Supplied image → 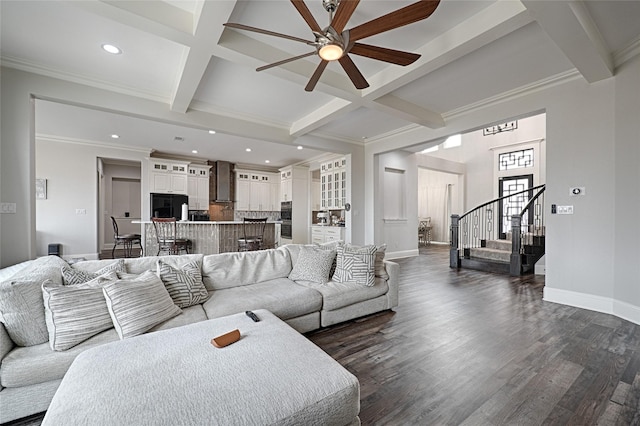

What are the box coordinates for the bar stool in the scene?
[111,216,142,258]
[151,217,191,255]
[238,218,267,251]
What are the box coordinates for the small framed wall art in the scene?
[36,178,47,200]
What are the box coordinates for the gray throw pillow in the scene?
[374,244,389,279]
[61,260,125,285]
[42,271,119,351]
[156,260,209,308]
[102,271,182,339]
[288,246,336,284]
[0,255,68,346]
[333,243,377,287]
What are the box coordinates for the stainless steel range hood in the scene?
[215,161,232,202]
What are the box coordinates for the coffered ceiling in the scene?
[1,0,639,167]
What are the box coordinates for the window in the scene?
[498,148,534,171]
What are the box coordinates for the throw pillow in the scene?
[288,246,337,284]
[61,260,125,285]
[315,240,342,279]
[42,271,119,351]
[0,255,68,346]
[156,260,209,308]
[374,244,389,279]
[333,243,377,287]
[102,271,182,339]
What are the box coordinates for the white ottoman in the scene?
[42,310,360,425]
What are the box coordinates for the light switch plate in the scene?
[0,203,17,214]
[557,205,574,214]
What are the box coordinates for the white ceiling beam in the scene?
[170,1,237,113]
[523,0,614,83]
[373,94,445,128]
[101,0,193,34]
[290,98,359,137]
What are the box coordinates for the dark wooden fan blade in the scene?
[338,55,369,89]
[291,0,322,33]
[349,42,420,66]
[224,23,312,45]
[305,60,329,92]
[331,0,360,33]
[348,0,440,42]
[257,52,317,72]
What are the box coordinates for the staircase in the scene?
[450,185,546,276]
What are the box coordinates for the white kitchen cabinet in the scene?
[320,157,346,210]
[312,226,344,244]
[187,165,211,210]
[236,170,279,211]
[149,160,188,194]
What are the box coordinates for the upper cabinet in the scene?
[149,160,188,194]
[187,165,211,210]
[320,157,346,209]
[236,170,280,211]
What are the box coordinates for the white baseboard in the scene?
[544,287,640,325]
[386,249,419,260]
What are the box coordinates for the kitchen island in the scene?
[134,221,278,255]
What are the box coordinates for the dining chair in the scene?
[111,216,142,258]
[238,218,268,251]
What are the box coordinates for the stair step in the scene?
[469,247,511,263]
[486,239,512,251]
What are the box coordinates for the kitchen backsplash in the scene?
[235,210,280,221]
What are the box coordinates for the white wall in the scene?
[35,138,148,259]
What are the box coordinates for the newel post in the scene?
[510,214,522,276]
[450,214,460,268]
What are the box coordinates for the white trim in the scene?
[385,249,419,260]
[544,287,640,325]
[37,134,152,154]
[488,138,545,151]
[383,218,408,223]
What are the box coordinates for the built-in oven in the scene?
[280,201,292,239]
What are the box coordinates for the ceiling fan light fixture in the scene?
[318,43,343,61]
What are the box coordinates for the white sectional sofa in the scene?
[0,243,398,424]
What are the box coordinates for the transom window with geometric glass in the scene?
[498,148,534,171]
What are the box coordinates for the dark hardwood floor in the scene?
[307,244,640,425]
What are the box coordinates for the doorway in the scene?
[418,168,461,243]
[498,174,533,239]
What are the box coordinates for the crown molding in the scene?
[36,134,152,154]
[443,69,582,120]
[613,35,640,69]
[1,55,170,104]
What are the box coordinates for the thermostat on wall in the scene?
[569,187,585,196]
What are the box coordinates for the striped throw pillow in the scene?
[42,271,119,351]
[61,260,125,285]
[102,271,182,339]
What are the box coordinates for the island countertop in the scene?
[134,221,278,255]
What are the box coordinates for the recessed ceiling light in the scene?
[297,146,303,150]
[111,134,119,139]
[192,150,198,154]
[101,44,122,55]
[245,148,252,152]
[265,160,270,164]
[208,130,216,134]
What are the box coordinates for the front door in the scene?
[498,174,533,239]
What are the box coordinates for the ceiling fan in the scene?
[224,0,441,92]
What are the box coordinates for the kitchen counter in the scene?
[134,221,278,255]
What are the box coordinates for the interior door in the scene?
[498,174,533,239]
